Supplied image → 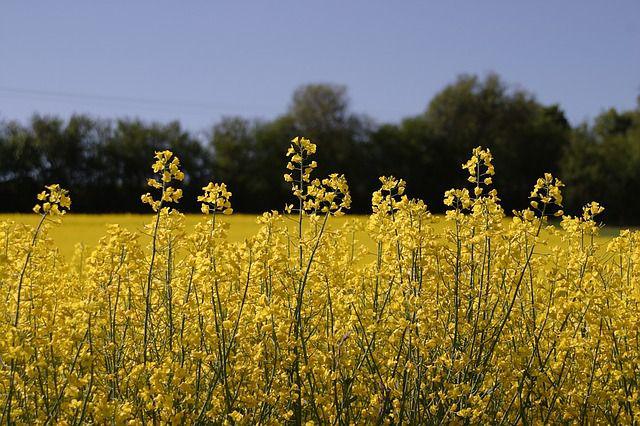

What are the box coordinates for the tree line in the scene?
[1,73,639,224]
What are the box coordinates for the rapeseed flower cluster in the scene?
[141,150,184,212]
[198,182,233,215]
[1,140,640,424]
[32,183,71,216]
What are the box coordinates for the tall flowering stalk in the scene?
[140,150,184,365]
[2,184,70,423]
[284,136,351,424]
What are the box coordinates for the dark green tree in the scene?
[424,73,570,211]
[562,106,640,224]
[287,83,375,210]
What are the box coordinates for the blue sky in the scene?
[1,1,638,131]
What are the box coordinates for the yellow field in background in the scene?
[2,213,370,259]
[0,213,626,259]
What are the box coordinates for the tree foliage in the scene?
[1,75,638,223]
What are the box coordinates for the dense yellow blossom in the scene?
[1,142,640,424]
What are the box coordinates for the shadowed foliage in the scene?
[1,75,638,223]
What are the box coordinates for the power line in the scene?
[0,86,276,113]
[0,94,221,119]
[0,85,421,122]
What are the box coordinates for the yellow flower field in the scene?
[0,214,623,262]
[1,139,640,424]
[0,214,265,260]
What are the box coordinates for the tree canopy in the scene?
[1,75,638,224]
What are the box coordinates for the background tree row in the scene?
[1,73,639,224]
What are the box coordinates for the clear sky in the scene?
[1,1,639,131]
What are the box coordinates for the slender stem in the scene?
[3,212,47,424]
[143,179,165,365]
